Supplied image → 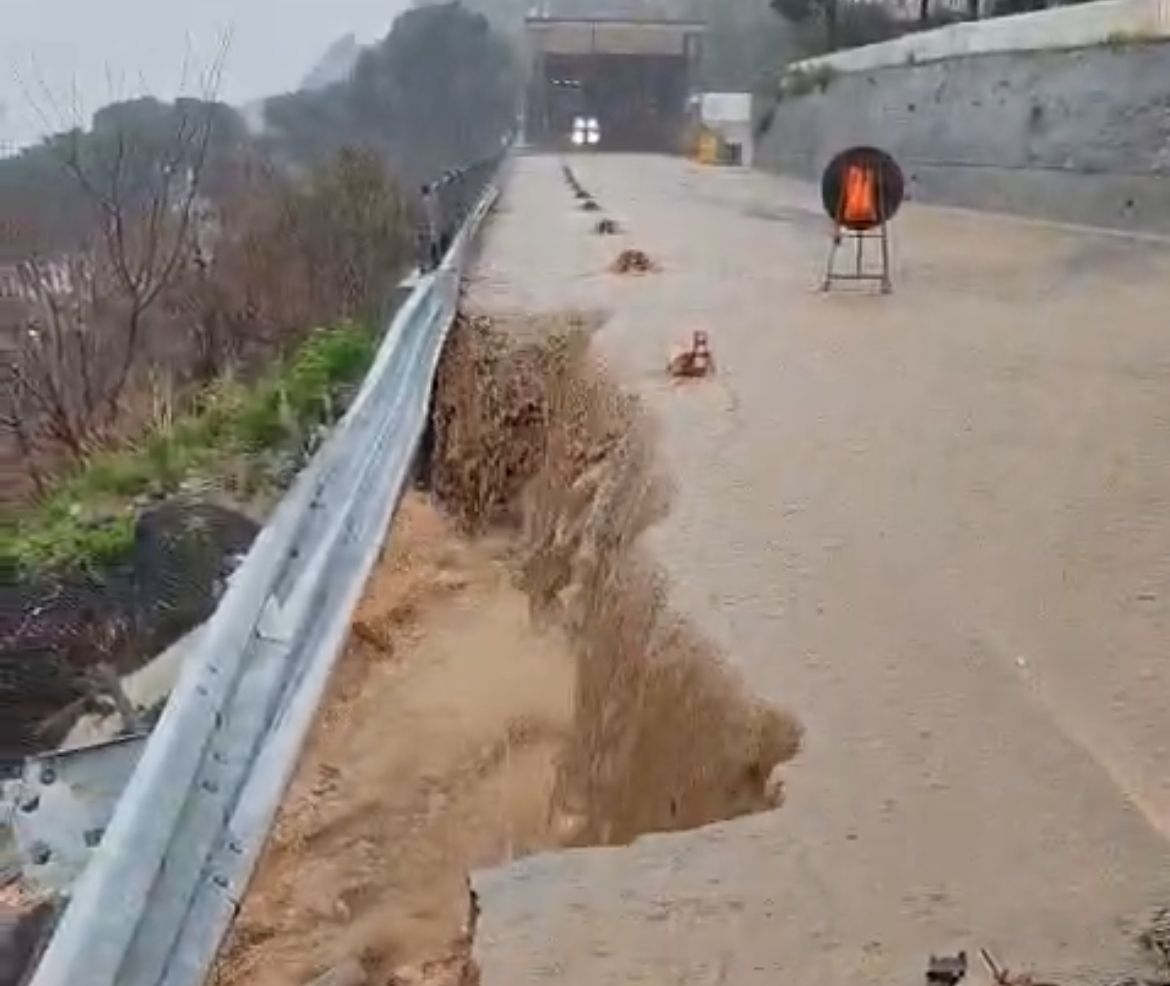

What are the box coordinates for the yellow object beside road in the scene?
[697,130,720,165]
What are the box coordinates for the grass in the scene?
[1,321,377,578]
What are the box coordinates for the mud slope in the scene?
[431,313,800,846]
[214,312,799,986]
[213,494,576,986]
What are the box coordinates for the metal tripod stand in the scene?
[821,175,893,294]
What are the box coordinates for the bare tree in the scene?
[54,58,227,415]
[1,250,109,459]
[0,50,231,487]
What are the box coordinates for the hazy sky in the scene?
[1,0,411,150]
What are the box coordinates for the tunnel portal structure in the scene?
[524,1,705,153]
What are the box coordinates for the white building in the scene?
[699,92,754,167]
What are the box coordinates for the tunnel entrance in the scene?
[525,4,705,153]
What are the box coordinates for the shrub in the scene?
[1,321,377,577]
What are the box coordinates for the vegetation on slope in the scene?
[1,322,377,576]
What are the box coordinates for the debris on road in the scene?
[979,947,1060,986]
[580,198,601,211]
[212,495,577,986]
[594,218,619,235]
[302,958,367,986]
[611,248,655,274]
[1140,907,1170,969]
[667,331,714,379]
[390,951,471,986]
[927,951,968,986]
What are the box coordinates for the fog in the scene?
[1,0,410,150]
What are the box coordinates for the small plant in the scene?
[68,452,154,500]
[1,502,136,576]
[0,321,378,578]
[230,384,288,452]
[285,323,376,422]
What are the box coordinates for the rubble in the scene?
[1140,908,1170,972]
[667,331,714,379]
[928,951,968,986]
[0,883,55,986]
[302,958,368,986]
[610,248,655,274]
[979,947,1061,986]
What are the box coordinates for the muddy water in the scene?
[212,495,575,986]
[212,313,799,986]
[432,312,800,845]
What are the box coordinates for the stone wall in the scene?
[756,42,1170,233]
[797,0,1170,74]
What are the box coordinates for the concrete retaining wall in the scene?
[757,42,1170,233]
[796,0,1170,74]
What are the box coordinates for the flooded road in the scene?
[468,154,1170,986]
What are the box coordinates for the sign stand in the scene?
[818,146,903,295]
[822,211,892,294]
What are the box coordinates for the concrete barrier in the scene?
[794,0,1170,74]
[759,31,1170,233]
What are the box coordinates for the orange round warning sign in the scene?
[821,146,904,232]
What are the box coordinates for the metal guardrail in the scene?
[28,173,501,986]
[421,152,507,271]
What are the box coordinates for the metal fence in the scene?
[27,163,503,986]
[419,153,504,271]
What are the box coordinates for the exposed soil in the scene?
[432,312,798,844]
[214,494,575,986]
[213,311,799,986]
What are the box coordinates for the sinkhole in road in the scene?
[212,310,800,986]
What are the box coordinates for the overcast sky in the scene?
[1,0,411,151]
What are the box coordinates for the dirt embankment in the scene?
[213,494,573,986]
[213,311,800,986]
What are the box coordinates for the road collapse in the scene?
[212,309,799,986]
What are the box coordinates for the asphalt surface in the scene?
[467,153,1170,986]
